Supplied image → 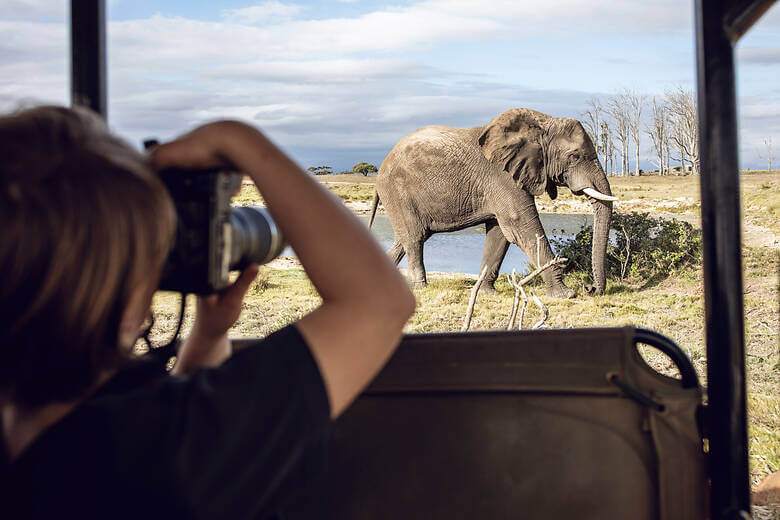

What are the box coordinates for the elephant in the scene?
[367,108,616,297]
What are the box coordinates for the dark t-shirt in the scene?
[1,324,330,519]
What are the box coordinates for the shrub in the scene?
[352,162,378,176]
[307,166,333,175]
[553,212,702,284]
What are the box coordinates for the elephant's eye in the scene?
[569,152,580,162]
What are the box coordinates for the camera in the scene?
[150,152,285,294]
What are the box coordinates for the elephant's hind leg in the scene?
[387,241,405,265]
[479,220,511,293]
[401,235,427,288]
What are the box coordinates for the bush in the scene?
[553,212,702,284]
[352,162,378,176]
[307,166,333,176]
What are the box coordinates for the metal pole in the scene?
[694,0,754,518]
[70,0,106,118]
[724,0,777,41]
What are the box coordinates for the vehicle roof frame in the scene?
[69,1,777,518]
[695,1,776,518]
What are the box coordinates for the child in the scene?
[0,106,415,518]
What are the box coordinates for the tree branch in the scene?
[461,266,489,332]
[530,290,549,329]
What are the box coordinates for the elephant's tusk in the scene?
[583,188,618,202]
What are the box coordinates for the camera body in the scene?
[156,167,284,294]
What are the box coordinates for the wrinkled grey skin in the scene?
[368,108,613,297]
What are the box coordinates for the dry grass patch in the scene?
[742,176,780,231]
[231,178,376,205]
[145,255,777,487]
[232,183,264,206]
[324,182,376,203]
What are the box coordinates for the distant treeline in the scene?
[307,162,378,176]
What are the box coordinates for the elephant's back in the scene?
[376,126,492,230]
[379,125,482,182]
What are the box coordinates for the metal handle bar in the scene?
[634,328,700,389]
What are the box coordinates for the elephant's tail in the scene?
[368,190,380,229]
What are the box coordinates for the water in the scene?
[281,213,595,276]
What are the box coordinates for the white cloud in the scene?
[0,0,66,21]
[738,46,780,65]
[104,10,498,65]
[221,1,303,25]
[106,0,695,65]
[0,21,68,112]
[207,59,434,83]
[0,1,777,169]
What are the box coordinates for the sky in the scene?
[0,0,778,171]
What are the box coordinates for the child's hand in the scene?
[150,121,256,172]
[173,264,259,375]
[191,264,259,340]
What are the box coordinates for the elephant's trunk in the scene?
[590,175,613,295]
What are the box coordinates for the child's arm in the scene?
[153,122,415,418]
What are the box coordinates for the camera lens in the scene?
[229,206,285,269]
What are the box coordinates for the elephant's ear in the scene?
[478,109,546,196]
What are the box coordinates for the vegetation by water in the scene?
[149,171,778,488]
[554,211,702,284]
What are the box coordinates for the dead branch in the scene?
[530,290,549,329]
[508,281,528,330]
[518,291,528,329]
[507,270,529,329]
[462,266,489,332]
[619,223,631,281]
[515,256,568,287]
[469,235,567,331]
[506,252,567,329]
[507,276,521,329]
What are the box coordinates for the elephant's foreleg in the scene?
[480,220,510,292]
[517,230,575,299]
[498,212,576,299]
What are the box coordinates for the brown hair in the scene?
[0,106,176,407]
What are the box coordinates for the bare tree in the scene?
[669,118,688,174]
[582,97,608,169]
[666,87,699,175]
[646,97,669,175]
[600,121,614,175]
[627,90,646,176]
[607,92,631,176]
[758,136,776,171]
[664,125,671,174]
